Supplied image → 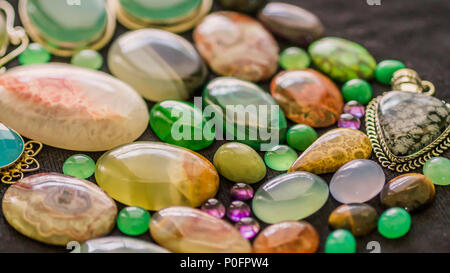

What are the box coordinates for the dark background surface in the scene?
[0,0,449,253]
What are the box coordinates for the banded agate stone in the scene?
[203,77,287,150]
[150,207,252,253]
[2,173,117,246]
[194,11,279,82]
[95,142,219,211]
[309,37,376,82]
[0,63,148,151]
[252,172,329,224]
[329,203,378,236]
[289,128,372,174]
[270,69,343,127]
[80,236,170,253]
[108,29,207,102]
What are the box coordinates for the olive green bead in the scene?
[71,50,103,70]
[325,229,356,253]
[286,124,318,151]
[342,79,373,105]
[375,60,406,85]
[378,207,411,239]
[279,47,310,70]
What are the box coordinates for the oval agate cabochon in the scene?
[0,123,24,168]
[108,29,207,102]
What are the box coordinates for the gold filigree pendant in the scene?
[365,69,450,172]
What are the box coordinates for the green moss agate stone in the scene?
[0,123,24,168]
[378,207,411,239]
[325,229,356,253]
[150,100,214,150]
[375,60,406,85]
[62,154,96,179]
[423,157,450,186]
[309,37,376,82]
[203,77,287,150]
[120,0,202,22]
[264,145,298,171]
[252,171,329,224]
[25,0,107,44]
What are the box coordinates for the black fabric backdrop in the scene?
[0,0,449,253]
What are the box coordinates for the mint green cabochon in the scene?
[120,0,202,21]
[26,0,107,43]
[0,123,24,168]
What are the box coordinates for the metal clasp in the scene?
[391,68,435,96]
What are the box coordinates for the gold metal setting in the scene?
[18,0,116,57]
[109,0,212,33]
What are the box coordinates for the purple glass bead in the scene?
[201,198,225,219]
[230,183,254,201]
[227,201,251,222]
[338,113,361,129]
[235,217,260,239]
[343,100,365,118]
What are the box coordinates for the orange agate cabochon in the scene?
[270,69,344,128]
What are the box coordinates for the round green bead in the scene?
[264,145,298,171]
[18,43,51,65]
[325,229,356,253]
[117,206,151,236]
[342,79,373,105]
[375,60,406,85]
[71,49,103,70]
[423,157,450,186]
[378,207,411,239]
[286,124,318,151]
[279,47,310,70]
[62,154,96,179]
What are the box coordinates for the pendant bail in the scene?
[391,68,435,96]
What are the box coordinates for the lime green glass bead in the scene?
[286,124,318,151]
[18,43,51,65]
[342,79,373,105]
[423,157,450,186]
[264,145,298,171]
[325,229,356,253]
[71,50,103,70]
[117,206,151,236]
[375,60,406,85]
[279,47,310,70]
[62,154,96,179]
[378,207,411,239]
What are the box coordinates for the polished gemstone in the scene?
[95,142,219,211]
[309,37,377,82]
[380,174,435,211]
[201,198,226,219]
[194,11,279,82]
[341,79,373,105]
[378,207,411,239]
[328,203,378,236]
[258,2,324,45]
[71,49,103,70]
[252,172,329,224]
[230,183,254,201]
[270,69,343,127]
[119,0,202,22]
[253,221,319,253]
[2,173,117,246]
[235,217,260,239]
[286,124,318,151]
[343,100,365,118]
[325,229,356,253]
[213,142,266,184]
[117,206,151,236]
[338,113,361,129]
[0,13,6,56]
[0,123,24,168]
[264,145,298,171]
[279,47,311,70]
[0,64,148,151]
[219,0,267,13]
[227,201,251,222]
[150,206,252,253]
[18,43,51,65]
[378,91,449,156]
[289,128,372,174]
[80,237,170,253]
[204,78,287,150]
[108,29,207,101]
[375,60,406,85]
[62,154,96,179]
[22,0,110,55]
[330,159,385,203]
[150,100,214,150]
[423,157,450,186]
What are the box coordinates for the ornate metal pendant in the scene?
[366,69,449,172]
[0,123,42,184]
